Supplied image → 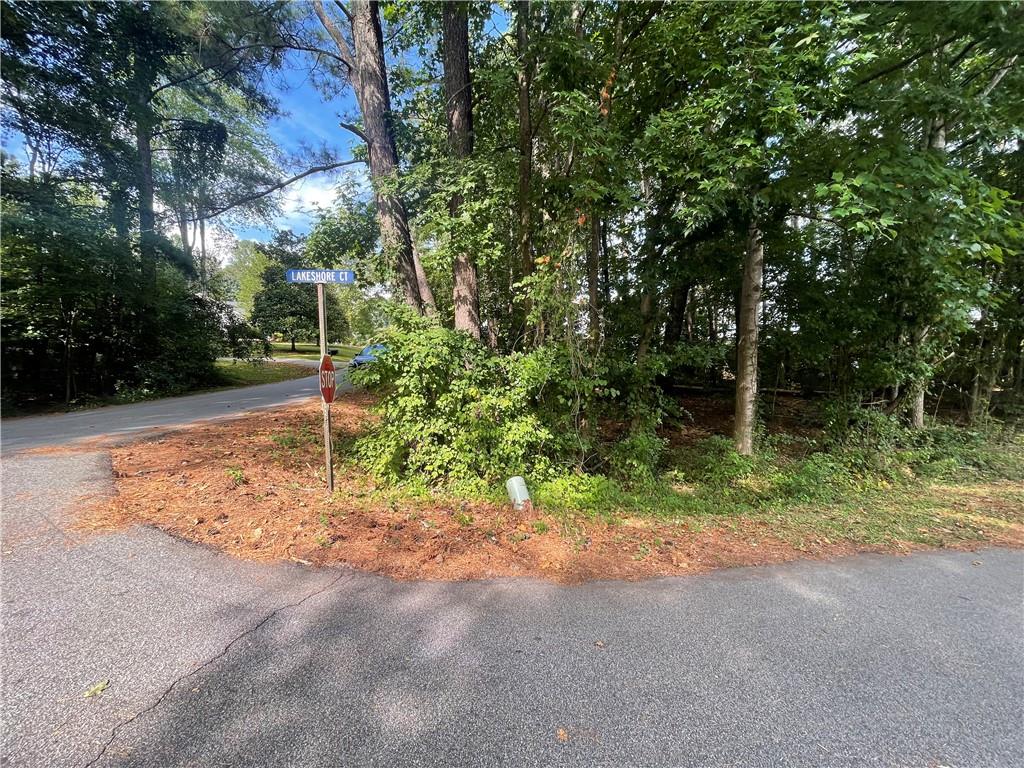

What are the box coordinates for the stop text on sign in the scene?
[286,269,355,284]
[319,354,337,404]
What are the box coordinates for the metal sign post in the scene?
[286,268,353,495]
[317,282,335,494]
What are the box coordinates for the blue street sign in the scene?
[285,269,356,284]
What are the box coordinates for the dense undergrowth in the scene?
[348,315,1023,544]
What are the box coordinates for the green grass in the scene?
[2,360,316,417]
[522,431,1024,548]
[211,359,314,387]
[270,341,362,361]
[364,428,1024,551]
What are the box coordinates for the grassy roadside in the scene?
[2,360,315,418]
[271,341,362,361]
[209,359,314,388]
[82,394,1024,582]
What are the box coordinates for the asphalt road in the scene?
[0,360,346,454]
[1,380,1022,767]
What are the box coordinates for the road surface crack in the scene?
[81,571,349,767]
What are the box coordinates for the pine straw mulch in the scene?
[73,393,1017,583]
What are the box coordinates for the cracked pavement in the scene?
[2,436,1023,765]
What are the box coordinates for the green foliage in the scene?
[352,307,589,484]
[821,401,1021,482]
[221,316,271,362]
[3,0,1022,510]
[607,427,667,485]
[0,0,292,407]
[524,421,1021,527]
[222,241,272,318]
[249,233,350,346]
[0,178,237,405]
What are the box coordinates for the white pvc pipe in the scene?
[505,476,531,510]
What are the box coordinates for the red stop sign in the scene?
[319,354,336,404]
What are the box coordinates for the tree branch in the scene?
[979,54,1018,99]
[333,0,354,24]
[311,0,356,74]
[855,32,963,86]
[277,40,351,69]
[200,159,365,219]
[340,121,368,144]
[150,66,218,100]
[948,55,1019,127]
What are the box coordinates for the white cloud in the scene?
[205,224,240,268]
[280,176,340,216]
[271,167,370,234]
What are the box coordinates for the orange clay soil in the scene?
[72,392,875,583]
[74,392,1006,583]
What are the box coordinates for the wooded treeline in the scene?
[0,1,359,405]
[316,0,1023,476]
[2,2,1022,476]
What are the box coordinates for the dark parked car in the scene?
[349,343,386,368]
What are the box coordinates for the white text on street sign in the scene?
[286,269,355,284]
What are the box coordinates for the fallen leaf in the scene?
[84,680,109,698]
[556,728,569,743]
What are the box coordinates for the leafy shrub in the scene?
[222,313,271,362]
[773,452,853,502]
[351,308,594,484]
[607,427,667,484]
[676,435,760,487]
[823,400,905,451]
[665,340,731,381]
[817,400,1024,484]
[533,473,620,515]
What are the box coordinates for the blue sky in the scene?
[231,50,369,243]
[232,5,509,244]
[1,6,509,254]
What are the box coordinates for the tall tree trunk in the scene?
[734,220,764,455]
[109,179,130,239]
[634,241,664,368]
[198,213,208,296]
[516,0,533,281]
[443,3,480,339]
[636,288,656,364]
[909,385,925,429]
[969,309,989,424]
[320,0,423,312]
[1010,332,1024,433]
[134,46,157,283]
[587,214,601,350]
[685,286,696,341]
[412,243,436,315]
[583,12,622,353]
[600,219,611,308]
[664,280,691,348]
[177,211,192,268]
[63,335,72,408]
[908,112,949,428]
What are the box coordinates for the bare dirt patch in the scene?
[71,393,855,582]
[74,393,1021,583]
